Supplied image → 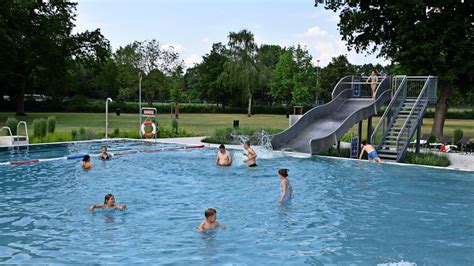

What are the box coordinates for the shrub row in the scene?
[401,152,451,167]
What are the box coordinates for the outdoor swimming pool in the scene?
[0,140,473,264]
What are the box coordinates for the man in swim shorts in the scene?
[359,140,382,163]
[243,140,257,167]
[88,194,127,212]
[98,146,112,160]
[81,155,93,169]
[215,144,232,166]
[198,208,225,232]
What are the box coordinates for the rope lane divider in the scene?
[0,145,205,166]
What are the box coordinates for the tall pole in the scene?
[316,59,320,105]
[139,72,142,138]
[105,98,112,139]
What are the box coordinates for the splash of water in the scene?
[229,130,281,160]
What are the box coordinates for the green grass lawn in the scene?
[0,112,473,140]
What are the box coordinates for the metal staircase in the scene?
[371,76,437,162]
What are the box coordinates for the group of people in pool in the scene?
[85,139,380,232]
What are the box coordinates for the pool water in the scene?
[0,140,473,264]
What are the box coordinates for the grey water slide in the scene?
[271,76,392,154]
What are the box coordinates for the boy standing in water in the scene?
[198,208,225,232]
[359,140,382,163]
[278,169,293,204]
[216,144,232,166]
[243,140,257,167]
[88,194,127,212]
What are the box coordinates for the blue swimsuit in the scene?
[368,150,378,160]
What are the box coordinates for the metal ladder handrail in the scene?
[16,121,29,146]
[370,75,407,144]
[1,127,14,146]
[395,76,432,161]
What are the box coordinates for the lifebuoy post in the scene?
[141,107,159,140]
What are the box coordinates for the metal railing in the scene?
[16,121,29,146]
[371,75,407,146]
[395,76,437,161]
[1,127,14,146]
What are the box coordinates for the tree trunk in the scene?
[431,80,451,140]
[15,74,26,116]
[247,94,252,117]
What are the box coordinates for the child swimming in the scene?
[243,140,257,167]
[81,155,93,169]
[359,140,382,163]
[88,194,127,212]
[198,208,225,232]
[278,168,293,203]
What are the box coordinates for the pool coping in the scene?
[1,137,472,172]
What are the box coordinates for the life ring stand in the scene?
[141,119,157,138]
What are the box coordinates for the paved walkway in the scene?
[148,137,474,172]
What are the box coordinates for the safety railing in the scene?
[371,75,407,147]
[16,121,29,146]
[396,76,437,161]
[1,127,14,146]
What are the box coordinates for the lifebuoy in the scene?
[141,120,157,137]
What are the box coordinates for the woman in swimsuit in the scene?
[98,146,112,160]
[88,194,127,212]
[366,70,379,100]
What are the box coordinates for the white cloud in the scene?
[201,37,210,43]
[184,54,202,68]
[297,26,328,39]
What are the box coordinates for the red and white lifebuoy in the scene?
[141,120,157,137]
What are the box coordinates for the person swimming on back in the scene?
[243,140,257,167]
[278,168,293,204]
[98,146,112,160]
[81,155,93,169]
[198,208,225,232]
[216,144,232,166]
[359,140,382,163]
[88,194,127,212]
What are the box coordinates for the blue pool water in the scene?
[0,140,473,264]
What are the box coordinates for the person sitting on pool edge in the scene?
[243,140,257,167]
[359,140,382,163]
[88,193,127,212]
[81,155,93,169]
[98,146,112,160]
[216,144,232,166]
[198,208,225,232]
[278,168,293,204]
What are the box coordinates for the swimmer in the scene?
[88,194,127,212]
[243,140,257,167]
[81,155,93,169]
[198,208,225,232]
[278,168,293,203]
[359,140,382,163]
[98,146,112,160]
[216,144,232,166]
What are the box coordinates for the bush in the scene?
[112,128,120,137]
[30,132,73,144]
[71,129,78,140]
[47,116,56,133]
[171,119,179,133]
[203,127,283,145]
[453,129,464,144]
[5,117,18,135]
[32,119,47,138]
[402,152,450,167]
[72,127,99,141]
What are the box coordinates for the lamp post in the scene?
[138,72,142,138]
[105,98,113,139]
[316,59,320,104]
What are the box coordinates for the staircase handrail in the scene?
[370,75,407,145]
[16,121,29,146]
[331,76,353,99]
[396,76,433,161]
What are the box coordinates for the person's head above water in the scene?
[204,208,217,221]
[219,144,226,152]
[82,155,90,162]
[104,193,115,204]
[101,146,108,152]
[243,140,251,148]
[361,140,367,146]
[278,168,289,178]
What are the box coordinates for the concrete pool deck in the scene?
[147,136,474,172]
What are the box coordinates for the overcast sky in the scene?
[73,0,388,68]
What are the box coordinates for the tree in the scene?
[255,44,285,104]
[323,0,474,139]
[0,1,110,115]
[226,29,259,116]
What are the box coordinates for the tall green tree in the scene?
[323,0,473,139]
[318,55,356,101]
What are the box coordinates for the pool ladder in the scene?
[0,121,29,147]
